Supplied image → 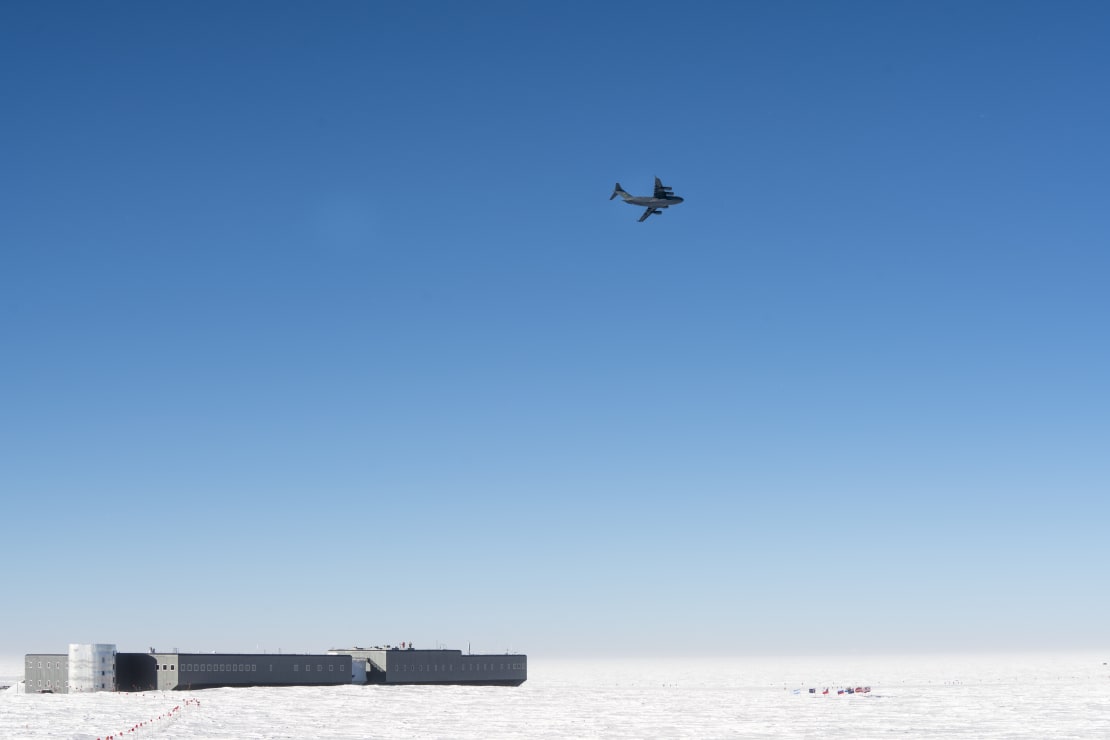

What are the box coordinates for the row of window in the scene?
[395,663,525,673]
[179,663,345,673]
[29,659,114,669]
[182,663,258,672]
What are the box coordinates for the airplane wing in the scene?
[638,207,658,222]
[653,177,674,199]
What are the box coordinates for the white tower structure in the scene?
[68,643,117,692]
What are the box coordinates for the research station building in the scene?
[23,642,525,692]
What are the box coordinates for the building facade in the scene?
[23,654,69,694]
[69,643,117,693]
[23,644,118,694]
[149,652,353,691]
[329,647,527,686]
[25,643,526,692]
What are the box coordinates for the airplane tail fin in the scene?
[610,183,629,201]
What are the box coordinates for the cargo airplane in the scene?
[609,177,684,222]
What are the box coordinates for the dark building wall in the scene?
[168,653,352,690]
[116,653,157,692]
[330,648,527,686]
[385,650,527,686]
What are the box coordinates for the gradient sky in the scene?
[2,2,1108,659]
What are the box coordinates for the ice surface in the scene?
[1,653,1107,738]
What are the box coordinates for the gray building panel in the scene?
[161,653,352,690]
[330,648,527,686]
[24,654,69,694]
[384,650,526,685]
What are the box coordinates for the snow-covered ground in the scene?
[2,653,1107,738]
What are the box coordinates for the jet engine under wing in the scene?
[653,177,674,199]
[638,207,664,222]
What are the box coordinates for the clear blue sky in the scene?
[2,2,1108,658]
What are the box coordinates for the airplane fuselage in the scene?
[623,195,684,208]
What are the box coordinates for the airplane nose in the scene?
[674,197,684,203]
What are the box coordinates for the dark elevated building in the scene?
[328,646,527,686]
[120,652,354,691]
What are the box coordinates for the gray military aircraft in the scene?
[610,177,684,222]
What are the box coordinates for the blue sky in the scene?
[2,2,1108,658]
